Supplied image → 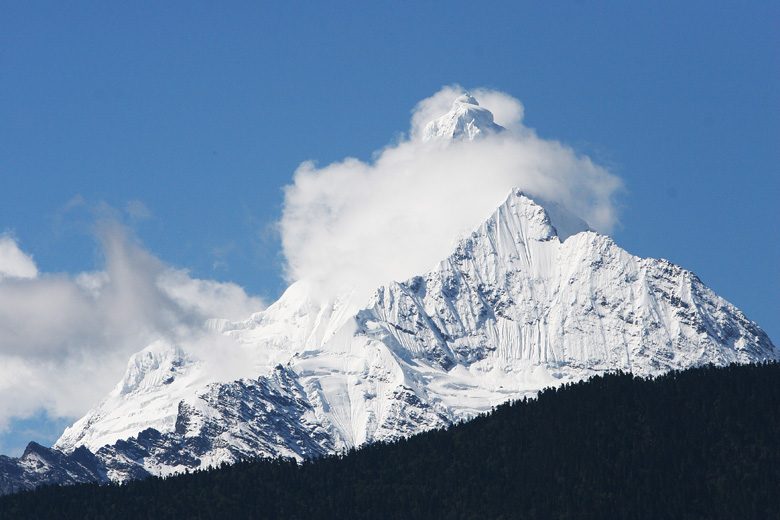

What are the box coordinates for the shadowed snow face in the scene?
[280,85,623,301]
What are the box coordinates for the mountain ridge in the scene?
[10,188,769,491]
[1,96,776,495]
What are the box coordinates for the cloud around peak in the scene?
[410,85,526,140]
[280,85,623,300]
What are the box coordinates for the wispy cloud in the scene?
[0,220,264,435]
[0,234,39,280]
[124,199,153,221]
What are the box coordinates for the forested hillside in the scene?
[2,362,778,519]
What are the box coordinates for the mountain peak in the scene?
[13,179,775,494]
[454,93,479,106]
[422,94,505,142]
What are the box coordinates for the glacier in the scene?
[1,94,777,493]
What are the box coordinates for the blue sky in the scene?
[0,2,778,455]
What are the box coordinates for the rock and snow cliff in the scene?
[2,95,777,493]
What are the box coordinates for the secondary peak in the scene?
[422,94,504,142]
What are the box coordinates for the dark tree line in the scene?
[1,362,778,519]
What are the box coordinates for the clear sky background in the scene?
[1,1,778,456]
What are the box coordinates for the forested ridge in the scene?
[2,362,778,519]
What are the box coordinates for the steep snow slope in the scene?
[364,190,773,378]
[49,190,777,484]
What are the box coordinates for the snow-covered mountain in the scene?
[1,95,777,494]
[422,93,505,142]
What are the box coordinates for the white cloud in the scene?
[0,222,265,434]
[281,86,623,300]
[159,270,265,322]
[0,234,38,280]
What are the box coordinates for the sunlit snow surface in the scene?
[52,96,778,481]
[54,190,777,480]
